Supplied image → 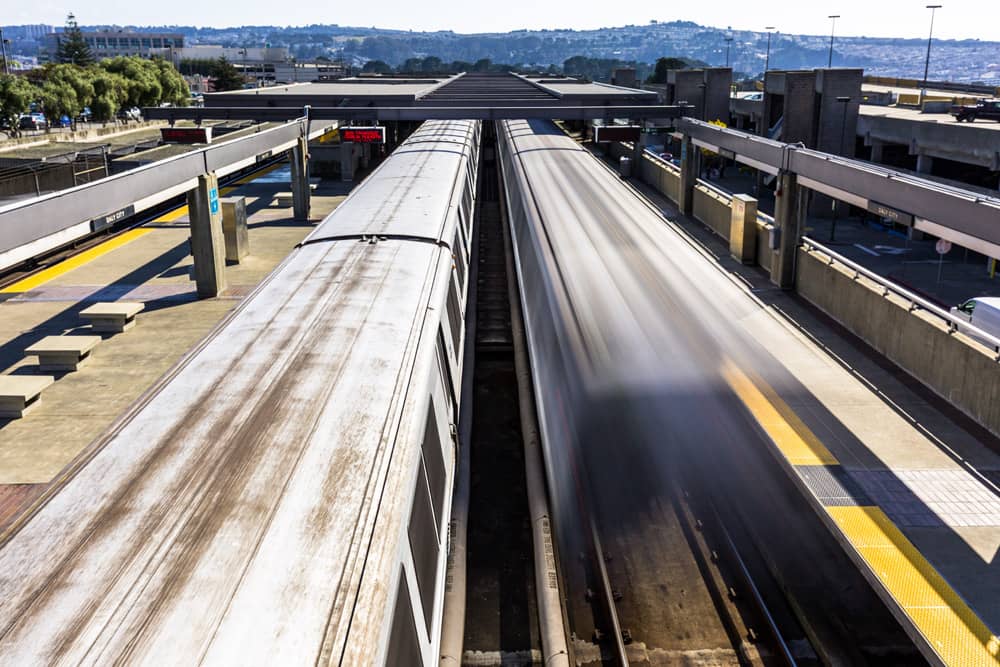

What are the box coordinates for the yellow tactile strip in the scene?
[829,506,1000,666]
[722,359,1000,666]
[0,229,153,294]
[722,361,837,465]
[1,162,287,294]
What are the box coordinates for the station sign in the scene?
[90,204,136,233]
[341,126,386,144]
[594,126,642,143]
[161,126,213,144]
[867,200,914,226]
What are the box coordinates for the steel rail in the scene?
[146,106,691,123]
[801,236,1000,355]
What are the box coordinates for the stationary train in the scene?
[0,119,480,666]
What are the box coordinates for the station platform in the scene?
[617,162,1000,664]
[0,165,351,534]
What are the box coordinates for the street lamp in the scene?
[724,29,734,68]
[238,47,248,86]
[828,15,840,68]
[0,28,9,75]
[830,96,851,241]
[922,5,943,102]
[764,27,776,73]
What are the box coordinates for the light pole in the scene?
[827,15,840,68]
[0,28,9,75]
[724,29,734,68]
[922,5,943,103]
[238,47,248,87]
[830,96,851,241]
[764,26,776,73]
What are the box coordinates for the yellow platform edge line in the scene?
[721,360,838,466]
[829,506,1000,665]
[1,229,153,294]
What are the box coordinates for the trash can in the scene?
[619,156,632,179]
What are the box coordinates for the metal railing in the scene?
[801,236,1000,357]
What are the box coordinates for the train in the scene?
[0,119,480,666]
[495,118,789,583]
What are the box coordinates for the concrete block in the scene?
[729,194,758,264]
[187,172,227,299]
[25,335,102,372]
[0,375,54,419]
[220,196,250,263]
[80,301,144,333]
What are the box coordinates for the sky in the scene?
[6,0,999,41]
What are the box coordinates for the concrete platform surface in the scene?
[0,165,352,523]
[613,155,1000,661]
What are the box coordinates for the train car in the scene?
[495,117,773,563]
[0,119,480,666]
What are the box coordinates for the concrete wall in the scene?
[796,247,1000,437]
[609,137,1000,438]
[693,185,732,238]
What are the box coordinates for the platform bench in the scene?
[80,302,144,333]
[0,375,54,419]
[275,191,294,206]
[25,336,102,372]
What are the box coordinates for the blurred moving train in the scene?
[0,120,480,665]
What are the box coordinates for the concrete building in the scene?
[2,25,54,40]
[152,46,349,86]
[43,31,184,61]
[654,68,732,125]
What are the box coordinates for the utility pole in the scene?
[827,15,840,68]
[764,26,776,73]
[922,5,943,104]
[0,28,9,75]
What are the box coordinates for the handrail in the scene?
[801,236,1000,356]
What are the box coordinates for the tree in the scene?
[647,57,690,84]
[208,57,243,92]
[361,59,392,74]
[88,68,128,121]
[56,13,94,66]
[0,75,39,135]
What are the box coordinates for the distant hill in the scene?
[25,20,1000,83]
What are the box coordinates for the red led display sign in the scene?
[341,127,386,144]
[161,126,213,144]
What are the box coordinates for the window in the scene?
[384,570,421,665]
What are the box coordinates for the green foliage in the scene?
[2,56,188,127]
[563,56,650,83]
[361,60,392,74]
[56,13,94,66]
[0,75,39,133]
[208,57,244,91]
[647,57,691,84]
[88,68,128,121]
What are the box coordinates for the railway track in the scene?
[0,156,285,291]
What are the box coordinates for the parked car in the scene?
[18,114,47,131]
[951,99,1000,122]
[76,107,92,123]
[116,106,142,121]
[950,297,1000,348]
[57,114,73,128]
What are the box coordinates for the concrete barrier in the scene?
[796,247,1000,437]
[692,185,732,239]
[608,139,1000,438]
